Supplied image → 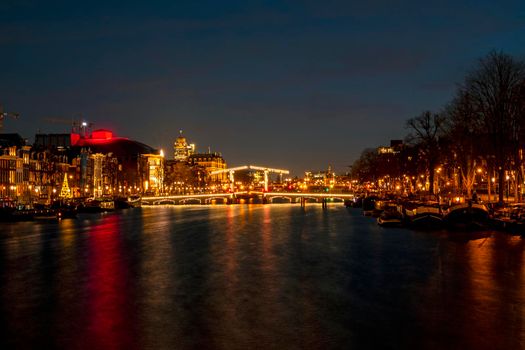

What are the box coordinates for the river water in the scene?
[0,204,524,349]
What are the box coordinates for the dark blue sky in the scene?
[1,1,524,175]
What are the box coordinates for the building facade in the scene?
[173,130,195,162]
[140,153,165,195]
[188,152,227,183]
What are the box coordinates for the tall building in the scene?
[173,130,195,162]
[377,140,403,154]
[0,134,30,199]
[188,152,227,183]
[140,153,165,195]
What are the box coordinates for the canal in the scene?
[0,204,524,349]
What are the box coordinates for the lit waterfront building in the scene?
[188,151,227,183]
[305,166,335,187]
[140,151,165,195]
[90,153,119,197]
[0,134,29,199]
[70,128,159,195]
[173,130,195,162]
[33,126,159,198]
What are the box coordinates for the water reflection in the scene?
[0,206,523,349]
[80,214,138,349]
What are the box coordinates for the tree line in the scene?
[351,51,525,204]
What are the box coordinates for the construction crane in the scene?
[0,105,20,133]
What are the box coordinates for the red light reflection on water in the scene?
[80,214,138,350]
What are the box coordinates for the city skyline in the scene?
[1,1,525,175]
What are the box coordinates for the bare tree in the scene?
[406,111,445,196]
[462,51,525,204]
[444,91,484,197]
[351,149,379,183]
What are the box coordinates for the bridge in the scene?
[210,165,290,192]
[262,191,354,202]
[142,191,354,206]
[142,192,237,205]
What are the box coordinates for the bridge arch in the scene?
[179,198,203,205]
[154,199,177,205]
[301,197,320,203]
[204,197,229,204]
[268,196,293,203]
[325,197,345,203]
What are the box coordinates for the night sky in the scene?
[1,1,524,175]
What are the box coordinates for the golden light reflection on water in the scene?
[464,236,497,346]
[58,218,75,248]
[225,205,239,290]
[261,205,272,259]
[2,206,524,349]
[421,233,525,348]
[137,207,179,348]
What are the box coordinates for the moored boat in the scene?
[490,203,525,234]
[377,203,404,227]
[403,202,444,229]
[345,195,363,208]
[33,208,60,221]
[444,201,489,230]
[0,198,16,221]
[362,196,379,216]
[78,198,115,213]
[1,199,35,222]
[372,199,390,217]
[114,195,141,209]
[50,200,78,219]
[114,197,132,209]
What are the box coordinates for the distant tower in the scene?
[173,130,195,161]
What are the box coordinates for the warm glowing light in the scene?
[455,197,461,202]
[477,168,482,173]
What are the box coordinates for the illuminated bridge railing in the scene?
[143,192,354,200]
[262,192,354,198]
[142,193,236,201]
[142,192,354,205]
